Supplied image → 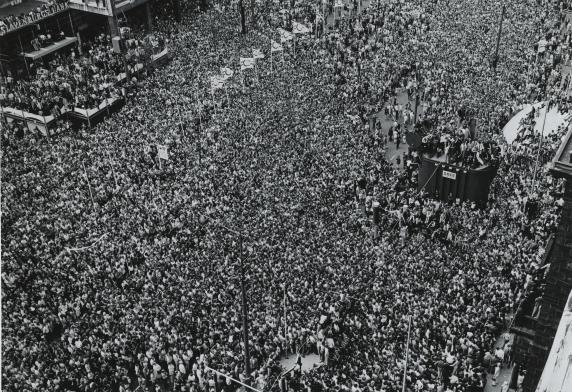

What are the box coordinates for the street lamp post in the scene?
[487,5,506,135]
[531,70,551,195]
[238,233,252,383]
[250,0,256,29]
[491,5,506,72]
[239,0,247,34]
[401,315,412,392]
[210,221,252,386]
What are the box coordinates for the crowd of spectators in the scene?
[1,0,570,392]
[417,132,501,169]
[0,32,166,115]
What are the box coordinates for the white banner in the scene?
[253,49,265,59]
[442,170,457,180]
[271,40,283,52]
[157,144,169,160]
[220,67,234,80]
[292,22,310,35]
[240,57,256,70]
[210,75,225,91]
[278,29,294,43]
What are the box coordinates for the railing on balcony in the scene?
[67,0,109,15]
[1,0,152,36]
[67,0,150,15]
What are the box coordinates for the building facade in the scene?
[510,126,572,392]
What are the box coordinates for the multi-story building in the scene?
[510,126,572,391]
[0,0,156,76]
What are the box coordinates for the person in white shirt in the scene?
[495,346,505,366]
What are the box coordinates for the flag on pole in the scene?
[278,29,294,43]
[221,67,234,80]
[240,57,256,70]
[292,22,310,35]
[271,40,283,52]
[210,75,225,91]
[157,144,169,160]
[253,49,265,59]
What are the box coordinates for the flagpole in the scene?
[401,315,412,392]
[0,104,6,125]
[82,161,96,211]
[180,105,185,139]
[315,7,318,38]
[197,94,202,131]
[284,284,288,356]
[333,0,336,27]
[197,101,202,166]
[294,35,296,56]
[42,114,48,138]
[322,1,325,35]
[106,151,119,188]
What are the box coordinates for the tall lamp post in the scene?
[486,5,506,134]
[250,0,256,29]
[238,232,252,383]
[239,0,247,34]
[209,222,252,385]
[531,68,551,195]
[413,65,422,127]
[491,5,506,72]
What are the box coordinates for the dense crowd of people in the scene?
[0,31,166,115]
[418,133,501,169]
[2,0,571,391]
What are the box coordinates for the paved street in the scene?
[279,353,321,373]
[484,333,515,392]
[370,90,426,169]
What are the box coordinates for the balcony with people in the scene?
[68,0,152,15]
[0,0,68,36]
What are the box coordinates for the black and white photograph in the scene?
[1,0,572,391]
